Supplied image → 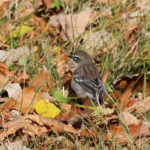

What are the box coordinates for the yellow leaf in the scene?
[53,45,61,55]
[11,25,33,38]
[35,99,60,118]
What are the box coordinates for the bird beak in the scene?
[68,55,72,58]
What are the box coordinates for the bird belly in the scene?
[71,80,94,100]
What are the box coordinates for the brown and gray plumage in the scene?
[69,50,105,106]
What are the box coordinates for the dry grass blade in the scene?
[102,70,109,83]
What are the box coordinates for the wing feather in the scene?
[73,63,104,101]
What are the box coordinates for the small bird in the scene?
[69,50,105,106]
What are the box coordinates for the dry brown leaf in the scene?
[117,80,135,110]
[0,114,98,141]
[25,114,97,137]
[116,79,128,90]
[136,0,150,15]
[80,128,97,138]
[7,46,29,64]
[15,73,30,83]
[0,119,31,141]
[0,98,16,112]
[63,72,72,85]
[13,86,43,114]
[23,114,78,134]
[57,99,99,126]
[42,0,54,9]
[140,122,150,136]
[108,122,142,144]
[124,97,150,113]
[105,115,118,121]
[0,140,31,150]
[56,104,84,125]
[49,10,99,41]
[30,71,55,92]
[0,98,10,103]
[0,23,13,43]
[110,90,121,102]
[121,112,140,125]
[4,83,22,100]
[12,1,35,21]
[108,121,150,144]
[0,0,11,7]
[124,99,136,110]
[0,0,12,15]
[0,63,14,88]
[56,50,69,78]
[0,46,30,64]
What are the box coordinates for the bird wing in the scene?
[73,63,103,96]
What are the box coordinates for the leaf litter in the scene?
[0,0,150,149]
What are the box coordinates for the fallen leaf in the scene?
[111,90,121,101]
[49,10,99,41]
[0,98,9,103]
[117,80,135,110]
[13,86,43,114]
[0,98,16,111]
[63,72,72,85]
[0,140,31,150]
[12,1,35,21]
[80,128,97,138]
[11,25,33,38]
[56,50,69,78]
[136,0,150,15]
[116,79,128,90]
[35,99,60,118]
[0,63,14,88]
[108,122,142,144]
[4,83,22,100]
[30,71,55,92]
[0,46,30,64]
[0,0,12,15]
[0,50,9,62]
[0,114,99,141]
[0,119,33,141]
[140,122,150,136]
[42,0,54,9]
[0,0,11,7]
[124,97,150,113]
[121,112,140,125]
[15,73,30,83]
[56,108,82,127]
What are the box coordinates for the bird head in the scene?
[69,51,93,68]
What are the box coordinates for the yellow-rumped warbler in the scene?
[69,50,105,106]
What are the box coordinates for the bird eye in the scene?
[72,57,80,62]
